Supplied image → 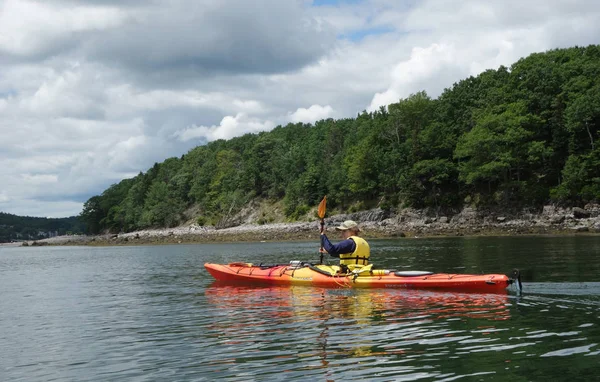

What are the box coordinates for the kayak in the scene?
[204,262,521,292]
[205,262,518,291]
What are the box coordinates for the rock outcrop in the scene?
[26,204,600,247]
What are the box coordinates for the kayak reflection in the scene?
[205,282,511,323]
[204,283,512,367]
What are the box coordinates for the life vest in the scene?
[339,236,370,269]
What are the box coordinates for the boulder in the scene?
[542,205,556,216]
[584,203,600,217]
[351,208,390,222]
[573,207,591,219]
[451,207,478,224]
[394,208,421,223]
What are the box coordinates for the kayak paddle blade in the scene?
[318,196,327,219]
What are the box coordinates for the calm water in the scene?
[1,236,599,381]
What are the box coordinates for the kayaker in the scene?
[320,220,370,272]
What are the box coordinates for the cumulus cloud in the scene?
[369,43,464,110]
[19,67,106,119]
[0,0,125,59]
[105,85,267,117]
[174,114,276,142]
[289,104,334,123]
[86,0,333,77]
[2,0,600,217]
[368,0,600,110]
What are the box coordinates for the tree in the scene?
[80,196,103,234]
[455,102,544,204]
[140,181,182,227]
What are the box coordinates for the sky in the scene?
[1,0,599,218]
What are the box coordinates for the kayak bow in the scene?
[204,262,520,292]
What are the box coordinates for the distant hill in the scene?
[0,212,85,243]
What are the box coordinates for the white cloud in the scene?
[20,68,105,118]
[1,0,600,217]
[105,85,266,117]
[289,104,334,123]
[0,198,85,219]
[368,0,600,110]
[369,43,460,110]
[174,114,276,142]
[21,174,59,185]
[0,0,125,57]
[232,99,266,114]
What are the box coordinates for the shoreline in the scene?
[18,205,600,247]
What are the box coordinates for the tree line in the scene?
[80,45,600,234]
[0,212,85,242]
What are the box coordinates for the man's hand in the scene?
[319,248,327,254]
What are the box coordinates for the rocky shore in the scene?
[21,204,600,247]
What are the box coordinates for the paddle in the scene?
[318,196,327,264]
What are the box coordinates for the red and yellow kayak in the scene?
[204,262,519,292]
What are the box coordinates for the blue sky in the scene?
[340,26,395,41]
[1,0,599,217]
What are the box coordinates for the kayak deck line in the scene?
[205,262,520,292]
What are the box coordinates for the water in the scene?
[1,236,599,381]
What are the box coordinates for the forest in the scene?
[79,45,600,234]
[0,212,85,243]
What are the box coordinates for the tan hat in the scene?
[335,220,360,232]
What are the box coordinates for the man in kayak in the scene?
[320,220,370,273]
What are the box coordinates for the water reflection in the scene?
[205,282,511,323]
[203,283,512,378]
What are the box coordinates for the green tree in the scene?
[140,181,182,227]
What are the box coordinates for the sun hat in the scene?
[335,220,360,232]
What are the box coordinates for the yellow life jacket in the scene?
[339,236,370,269]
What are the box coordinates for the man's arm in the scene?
[321,234,356,257]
